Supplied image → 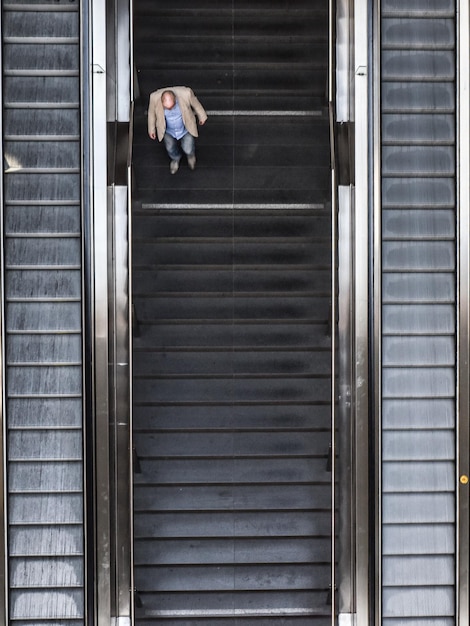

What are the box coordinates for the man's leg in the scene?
[163,133,182,173]
[181,133,196,170]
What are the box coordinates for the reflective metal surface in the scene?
[337,186,354,617]
[458,1,470,622]
[0,7,8,620]
[380,0,457,621]
[91,0,112,621]
[109,185,132,622]
[372,1,382,623]
[329,3,337,623]
[336,0,353,124]
[127,132,134,626]
[353,0,371,623]
[334,1,356,616]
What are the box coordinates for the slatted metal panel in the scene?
[381,1,456,623]
[132,0,332,622]
[1,0,85,622]
[134,0,328,115]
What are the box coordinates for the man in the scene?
[147,86,208,174]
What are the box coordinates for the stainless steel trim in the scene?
[80,0,92,620]
[206,110,322,116]
[457,1,470,622]
[329,1,336,622]
[331,174,337,626]
[110,185,132,620]
[0,4,9,620]
[127,100,134,626]
[353,0,371,623]
[337,186,354,616]
[372,0,382,624]
[336,0,352,123]
[141,203,324,210]
[90,0,111,620]
[116,0,131,121]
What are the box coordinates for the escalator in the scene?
[131,0,333,623]
[1,0,86,622]
[380,1,457,622]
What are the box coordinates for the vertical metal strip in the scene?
[0,2,8,619]
[458,1,470,622]
[91,0,111,619]
[329,0,336,621]
[337,186,355,622]
[331,173,337,626]
[354,0,371,623]
[81,0,94,620]
[111,185,132,622]
[372,0,382,624]
[127,131,134,626]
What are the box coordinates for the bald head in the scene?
[161,90,176,110]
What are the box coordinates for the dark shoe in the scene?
[187,155,196,170]
[170,160,179,174]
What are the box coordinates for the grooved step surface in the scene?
[380,1,457,622]
[132,0,332,622]
[1,0,85,621]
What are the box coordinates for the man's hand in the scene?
[199,119,206,126]
[149,131,156,140]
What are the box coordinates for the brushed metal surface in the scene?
[380,0,457,621]
[1,0,85,622]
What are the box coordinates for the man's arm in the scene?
[147,92,158,139]
[188,88,208,125]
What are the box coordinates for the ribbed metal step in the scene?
[1,0,85,622]
[134,0,327,112]
[380,0,456,622]
[132,0,331,621]
[132,205,332,621]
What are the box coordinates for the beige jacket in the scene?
[147,86,208,142]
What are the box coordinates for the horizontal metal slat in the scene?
[6,365,82,395]
[382,494,454,524]
[134,510,331,539]
[7,398,82,428]
[382,304,455,333]
[7,334,82,363]
[135,563,330,592]
[382,273,455,303]
[8,431,82,460]
[381,82,455,113]
[382,461,454,492]
[382,431,454,460]
[134,537,331,565]
[382,367,454,398]
[134,457,330,485]
[381,17,455,47]
[134,349,330,375]
[382,586,454,618]
[9,525,83,556]
[9,589,84,620]
[134,484,331,513]
[382,336,454,365]
[10,556,84,587]
[133,404,330,432]
[9,494,84,524]
[383,523,455,555]
[134,431,330,458]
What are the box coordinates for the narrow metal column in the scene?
[457,0,470,622]
[380,1,457,623]
[90,0,111,620]
[353,0,372,623]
